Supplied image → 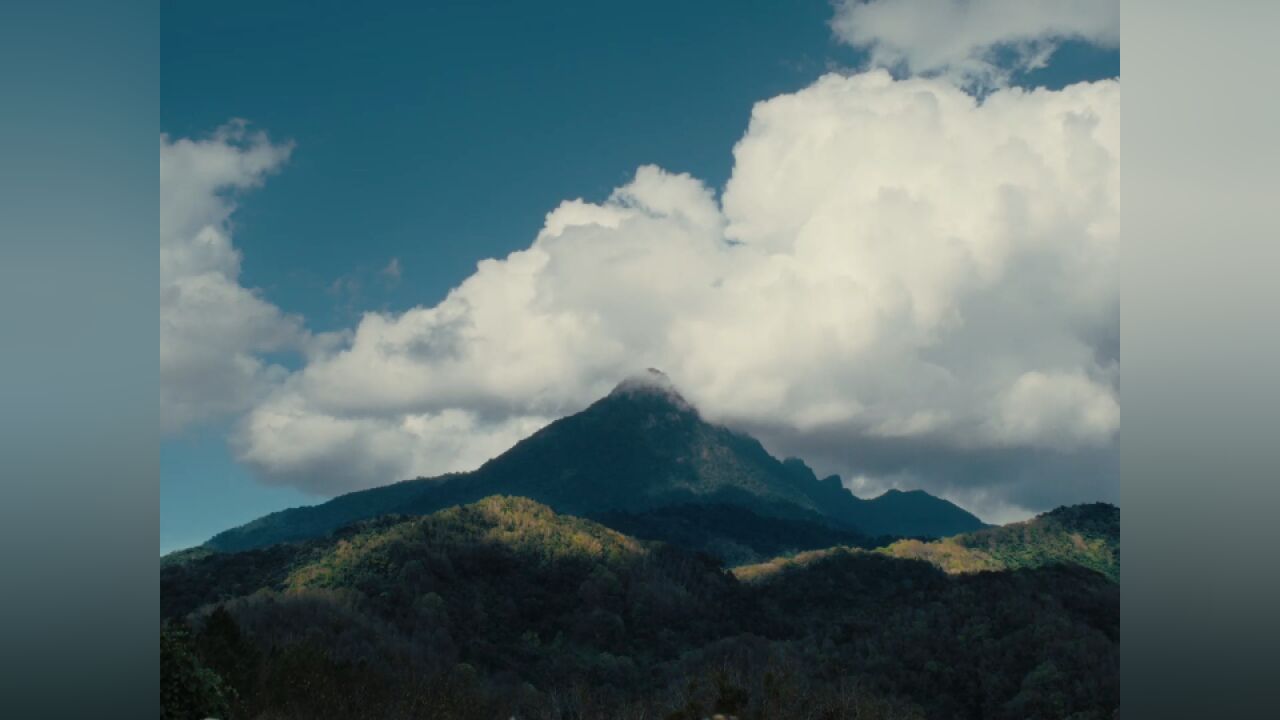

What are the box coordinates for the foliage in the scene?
[592,502,891,566]
[163,496,1118,719]
[744,550,1119,719]
[881,502,1120,582]
[160,621,233,720]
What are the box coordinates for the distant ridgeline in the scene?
[735,502,1120,584]
[195,370,987,559]
[162,496,1119,720]
[162,372,1119,719]
[883,502,1120,582]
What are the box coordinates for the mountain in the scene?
[202,370,985,554]
[163,496,1119,720]
[883,502,1120,581]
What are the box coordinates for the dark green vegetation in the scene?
[202,372,985,554]
[883,502,1120,582]
[163,496,1119,720]
[734,503,1118,584]
[592,503,890,567]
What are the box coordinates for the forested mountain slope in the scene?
[882,502,1119,581]
[163,496,1119,720]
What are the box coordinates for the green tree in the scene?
[160,622,232,720]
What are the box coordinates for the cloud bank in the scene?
[831,0,1120,87]
[160,122,314,434]
[180,71,1119,518]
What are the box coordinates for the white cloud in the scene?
[233,393,549,496]
[228,71,1119,499]
[984,369,1119,450]
[940,487,1039,526]
[831,0,1119,87]
[160,121,310,434]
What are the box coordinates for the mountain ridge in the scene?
[734,501,1119,584]
[201,371,987,554]
[883,501,1120,581]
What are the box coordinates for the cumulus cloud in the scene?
[831,0,1119,87]
[985,370,1119,450]
[161,121,312,433]
[234,398,549,496]
[226,70,1119,512]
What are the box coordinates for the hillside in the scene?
[882,502,1120,581]
[592,503,890,567]
[733,503,1119,584]
[163,496,1119,720]
[201,370,985,554]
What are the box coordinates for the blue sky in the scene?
[161,0,1119,553]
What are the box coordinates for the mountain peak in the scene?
[204,368,988,552]
[608,368,692,409]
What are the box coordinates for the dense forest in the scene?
[590,502,892,566]
[162,496,1119,720]
[883,503,1120,582]
[733,503,1120,583]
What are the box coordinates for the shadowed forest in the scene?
[162,497,1119,720]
